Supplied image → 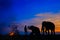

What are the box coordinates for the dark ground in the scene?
[0,34,60,40]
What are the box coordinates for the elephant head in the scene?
[28,25,40,35]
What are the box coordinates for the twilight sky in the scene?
[0,0,60,34]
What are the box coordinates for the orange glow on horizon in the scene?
[53,20,60,32]
[55,27,60,32]
[9,32,15,36]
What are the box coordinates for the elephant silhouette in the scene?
[28,25,40,36]
[28,25,40,40]
[41,21,55,35]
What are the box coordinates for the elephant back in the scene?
[46,22,55,30]
[42,21,55,30]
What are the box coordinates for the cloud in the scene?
[35,12,60,27]
[21,12,60,32]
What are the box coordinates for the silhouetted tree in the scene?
[41,21,55,35]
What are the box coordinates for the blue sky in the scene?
[0,0,60,34]
[0,0,60,22]
[13,0,60,21]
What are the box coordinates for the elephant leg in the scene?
[48,30,49,35]
[42,28,44,35]
[45,30,47,35]
[51,30,55,35]
[51,30,53,35]
[53,29,55,35]
[42,30,44,35]
[42,27,44,35]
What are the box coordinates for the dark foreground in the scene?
[0,34,60,40]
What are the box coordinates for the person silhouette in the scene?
[24,25,27,35]
[24,25,29,40]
